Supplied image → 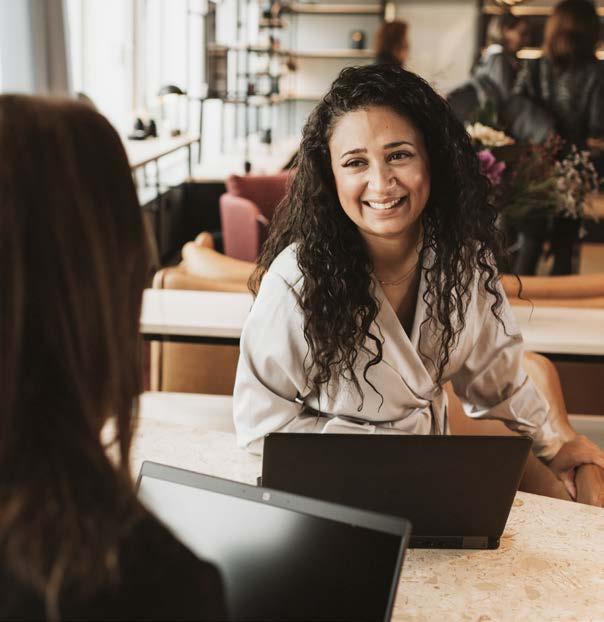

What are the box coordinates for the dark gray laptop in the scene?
[261,434,532,550]
[137,461,411,622]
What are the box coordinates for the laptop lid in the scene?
[137,461,411,622]
[261,434,532,549]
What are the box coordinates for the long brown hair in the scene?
[0,96,151,618]
[544,0,600,68]
[251,65,504,408]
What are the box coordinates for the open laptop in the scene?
[261,434,532,550]
[137,461,411,622]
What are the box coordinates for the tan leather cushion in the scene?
[509,296,604,308]
[150,266,241,395]
[179,244,253,287]
[502,273,604,300]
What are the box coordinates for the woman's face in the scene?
[503,21,529,54]
[328,105,430,245]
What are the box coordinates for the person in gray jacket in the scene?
[509,0,604,275]
[447,13,529,123]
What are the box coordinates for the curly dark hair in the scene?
[250,64,506,409]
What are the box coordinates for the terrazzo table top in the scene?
[132,392,604,622]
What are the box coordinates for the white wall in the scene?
[0,0,36,92]
[396,0,478,95]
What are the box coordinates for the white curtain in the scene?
[0,0,70,94]
[30,0,71,94]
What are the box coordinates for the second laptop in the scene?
[261,434,531,549]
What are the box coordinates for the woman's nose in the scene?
[368,163,396,194]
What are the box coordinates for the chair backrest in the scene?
[219,194,267,262]
[224,172,289,219]
[150,267,240,395]
[220,172,291,261]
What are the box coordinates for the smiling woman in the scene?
[233,64,604,504]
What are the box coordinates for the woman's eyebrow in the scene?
[384,140,414,149]
[340,147,366,159]
[339,140,414,159]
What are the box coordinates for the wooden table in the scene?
[512,305,604,362]
[125,134,198,201]
[140,289,604,361]
[133,391,604,621]
[140,289,253,345]
[126,134,198,173]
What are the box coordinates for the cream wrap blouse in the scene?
[233,245,562,459]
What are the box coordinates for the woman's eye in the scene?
[389,151,412,162]
[343,159,366,168]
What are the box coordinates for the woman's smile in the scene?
[363,195,408,210]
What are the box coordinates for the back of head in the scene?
[374,20,408,65]
[544,0,600,68]
[486,12,523,46]
[0,95,151,615]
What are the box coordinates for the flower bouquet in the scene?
[469,126,600,230]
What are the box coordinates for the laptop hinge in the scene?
[462,536,489,549]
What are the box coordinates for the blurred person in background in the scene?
[447,12,529,123]
[0,95,226,621]
[474,13,530,105]
[374,20,409,67]
[510,0,604,275]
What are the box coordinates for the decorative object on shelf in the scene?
[157,84,186,137]
[270,75,280,95]
[262,0,283,19]
[269,34,281,51]
[128,116,158,141]
[285,54,297,71]
[128,117,148,141]
[350,30,366,50]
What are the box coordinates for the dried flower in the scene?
[466,122,514,147]
[477,149,506,186]
[491,138,600,229]
[553,146,599,222]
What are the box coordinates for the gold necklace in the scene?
[376,260,419,286]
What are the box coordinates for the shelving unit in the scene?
[200,0,387,172]
[287,2,383,15]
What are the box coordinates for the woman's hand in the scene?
[548,435,604,504]
[575,464,604,507]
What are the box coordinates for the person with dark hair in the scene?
[233,64,604,503]
[374,20,409,67]
[0,96,226,620]
[474,13,530,103]
[447,12,529,122]
[510,0,604,275]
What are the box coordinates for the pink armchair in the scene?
[219,172,290,261]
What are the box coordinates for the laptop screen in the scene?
[138,462,409,622]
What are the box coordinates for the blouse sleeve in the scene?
[233,270,401,454]
[233,271,312,453]
[450,281,563,461]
